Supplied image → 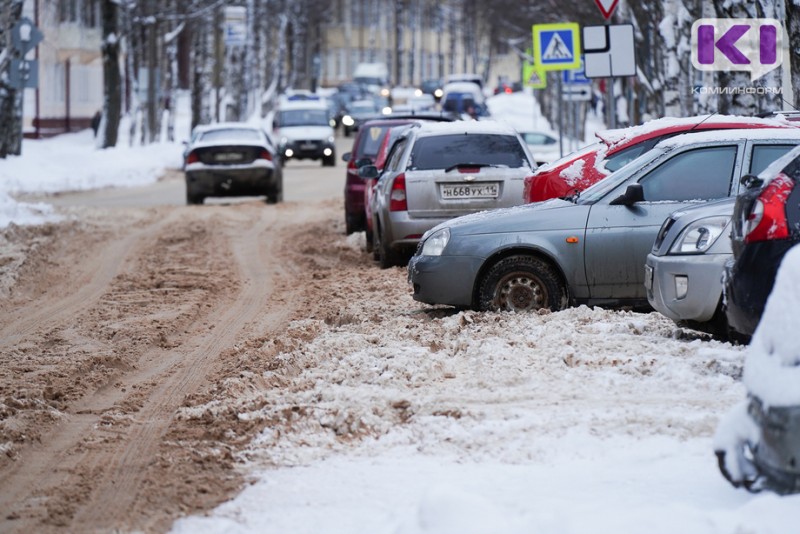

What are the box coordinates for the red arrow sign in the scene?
[594,0,619,19]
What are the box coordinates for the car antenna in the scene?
[688,111,719,132]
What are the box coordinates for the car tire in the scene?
[265,189,283,204]
[186,190,204,205]
[478,255,567,312]
[365,228,374,253]
[345,213,360,235]
[375,226,401,269]
[323,154,336,167]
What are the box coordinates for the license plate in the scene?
[214,152,243,162]
[440,183,499,199]
[644,264,653,290]
[300,143,316,150]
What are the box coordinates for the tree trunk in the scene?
[0,0,24,158]
[100,0,121,148]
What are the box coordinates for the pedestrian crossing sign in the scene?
[533,23,581,71]
[523,63,547,89]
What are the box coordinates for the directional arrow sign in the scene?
[594,0,619,20]
[562,85,592,101]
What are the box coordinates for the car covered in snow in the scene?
[714,243,800,494]
[273,100,337,166]
[523,115,797,203]
[408,129,800,312]
[183,123,283,205]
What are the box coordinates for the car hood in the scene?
[428,198,581,238]
[279,126,332,141]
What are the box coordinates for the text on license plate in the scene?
[214,152,244,162]
[440,183,499,199]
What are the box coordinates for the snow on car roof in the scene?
[595,114,797,147]
[655,127,800,148]
[414,120,518,138]
[278,100,329,111]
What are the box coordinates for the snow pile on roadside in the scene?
[0,191,59,228]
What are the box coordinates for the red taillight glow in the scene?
[744,172,794,243]
[504,87,512,94]
[389,173,407,212]
[186,151,199,164]
[259,149,273,161]
[522,176,535,202]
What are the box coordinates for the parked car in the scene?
[183,123,283,205]
[408,129,800,312]
[714,243,800,494]
[341,99,384,137]
[645,198,737,339]
[363,123,418,253]
[342,114,454,235]
[646,141,798,340]
[523,115,796,203]
[365,121,537,268]
[723,144,800,339]
[519,130,561,166]
[273,100,337,166]
[441,82,488,119]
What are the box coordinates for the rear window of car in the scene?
[199,129,262,142]
[409,134,529,171]
[355,125,391,158]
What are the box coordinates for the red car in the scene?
[343,115,452,234]
[523,115,796,203]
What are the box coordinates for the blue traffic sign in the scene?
[533,23,581,71]
[562,57,591,84]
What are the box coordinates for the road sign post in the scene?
[532,23,581,72]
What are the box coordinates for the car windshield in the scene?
[355,124,392,158]
[409,134,529,171]
[279,109,329,127]
[199,128,261,143]
[576,148,666,204]
[522,132,556,145]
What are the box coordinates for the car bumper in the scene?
[185,166,276,196]
[645,252,728,323]
[384,213,454,252]
[723,240,792,338]
[282,141,335,160]
[408,253,484,307]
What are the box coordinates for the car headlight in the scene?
[669,216,730,254]
[342,115,354,126]
[381,106,392,115]
[327,136,335,144]
[421,228,450,256]
[280,137,288,146]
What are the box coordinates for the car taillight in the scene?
[258,149,273,161]
[744,172,794,243]
[186,151,199,164]
[347,160,359,177]
[389,173,407,212]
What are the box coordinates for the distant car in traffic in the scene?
[723,145,800,340]
[519,130,560,166]
[365,121,537,268]
[408,129,800,312]
[183,123,283,205]
[523,115,796,203]
[273,100,337,166]
[342,99,385,137]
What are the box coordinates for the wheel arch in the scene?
[471,245,572,308]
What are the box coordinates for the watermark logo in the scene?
[691,18,783,81]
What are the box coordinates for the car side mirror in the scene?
[740,174,763,189]
[342,152,351,162]
[355,158,372,168]
[272,120,278,130]
[609,184,644,206]
[358,165,379,179]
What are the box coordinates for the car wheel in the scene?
[323,153,336,167]
[186,190,204,205]
[365,228,373,253]
[265,189,283,204]
[375,226,401,269]
[478,255,566,312]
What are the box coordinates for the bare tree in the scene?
[0,0,24,158]
[100,0,122,148]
